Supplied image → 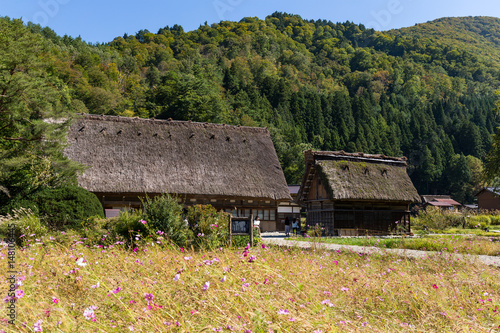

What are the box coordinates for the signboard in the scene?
[229,215,253,246]
[231,219,250,234]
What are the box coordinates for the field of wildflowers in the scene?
[1,232,500,332]
[290,234,500,256]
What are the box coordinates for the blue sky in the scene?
[1,0,500,43]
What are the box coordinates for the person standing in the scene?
[292,218,299,235]
[254,216,261,235]
[284,216,291,237]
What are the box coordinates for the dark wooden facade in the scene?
[297,151,420,236]
[98,193,279,231]
[477,188,500,211]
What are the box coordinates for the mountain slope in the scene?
[1,14,499,204]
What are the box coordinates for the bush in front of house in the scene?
[26,185,104,229]
[411,207,451,231]
[187,204,229,249]
[465,215,491,229]
[141,193,192,247]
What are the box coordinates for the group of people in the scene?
[284,216,300,237]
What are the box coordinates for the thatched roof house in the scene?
[298,151,420,236]
[65,114,290,231]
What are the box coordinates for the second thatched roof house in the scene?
[297,151,420,236]
[64,114,291,231]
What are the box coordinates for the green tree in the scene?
[0,18,83,205]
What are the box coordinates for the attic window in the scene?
[137,132,142,136]
[341,165,349,171]
[210,134,215,139]
[226,136,231,142]
[100,127,106,133]
[189,133,195,139]
[78,126,85,132]
[153,133,158,137]
[364,168,369,175]
[117,129,122,135]
[381,169,388,176]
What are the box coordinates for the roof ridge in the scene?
[76,113,269,133]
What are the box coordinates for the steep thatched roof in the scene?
[298,151,421,203]
[64,114,290,201]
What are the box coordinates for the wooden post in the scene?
[228,215,232,246]
[250,214,253,247]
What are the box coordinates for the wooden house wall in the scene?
[477,191,500,211]
[95,192,279,232]
[303,173,411,235]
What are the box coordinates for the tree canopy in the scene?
[2,14,500,203]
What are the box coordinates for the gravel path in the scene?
[261,235,500,268]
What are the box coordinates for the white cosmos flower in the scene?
[76,258,87,267]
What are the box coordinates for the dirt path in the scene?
[262,237,500,268]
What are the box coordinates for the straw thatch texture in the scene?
[317,160,420,202]
[64,114,290,201]
[299,151,420,203]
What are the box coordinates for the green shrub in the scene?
[465,215,491,229]
[27,185,104,229]
[0,208,47,245]
[187,205,229,250]
[231,235,261,248]
[488,215,500,225]
[141,193,192,247]
[110,209,149,243]
[78,215,119,246]
[411,207,451,231]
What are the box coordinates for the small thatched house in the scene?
[65,114,291,231]
[297,151,421,236]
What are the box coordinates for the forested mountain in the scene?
[2,14,500,203]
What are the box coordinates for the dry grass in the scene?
[1,234,500,332]
[290,235,500,256]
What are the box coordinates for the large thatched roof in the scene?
[64,114,290,201]
[298,151,421,203]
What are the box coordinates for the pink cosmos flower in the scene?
[221,276,227,282]
[112,287,122,294]
[144,293,154,302]
[33,319,43,332]
[139,219,147,224]
[83,306,97,320]
[203,282,210,291]
[278,309,289,315]
[340,287,349,291]
[52,297,59,304]
[15,290,24,299]
[173,274,180,281]
[432,284,438,289]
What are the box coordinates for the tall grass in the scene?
[289,235,500,256]
[1,235,499,332]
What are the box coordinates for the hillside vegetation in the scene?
[1,14,500,205]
